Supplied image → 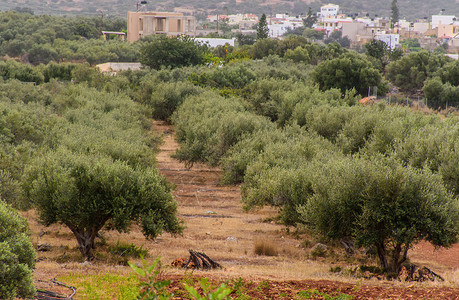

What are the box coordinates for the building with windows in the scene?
[318,4,339,18]
[127,11,196,43]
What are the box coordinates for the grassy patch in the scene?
[254,239,278,256]
[57,273,139,299]
[297,289,353,300]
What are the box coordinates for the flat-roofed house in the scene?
[127,11,196,43]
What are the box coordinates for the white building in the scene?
[431,15,456,28]
[375,34,400,50]
[194,38,235,47]
[267,15,303,37]
[318,3,339,18]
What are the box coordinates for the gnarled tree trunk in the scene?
[68,223,106,261]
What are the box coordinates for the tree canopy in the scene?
[139,35,209,70]
[301,156,459,274]
[313,51,384,96]
[24,148,182,260]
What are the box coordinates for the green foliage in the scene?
[172,91,275,166]
[0,200,36,299]
[110,241,148,259]
[256,14,269,40]
[139,80,203,122]
[300,155,459,273]
[303,7,318,28]
[391,0,399,28]
[324,32,350,48]
[18,85,182,260]
[387,50,451,91]
[313,52,383,96]
[423,60,459,108]
[24,148,182,260]
[249,39,279,59]
[40,62,77,82]
[365,39,402,71]
[0,12,132,65]
[0,60,44,83]
[139,36,209,70]
[400,38,422,53]
[129,257,173,300]
[284,46,310,64]
[184,278,232,300]
[297,289,353,300]
[58,273,139,299]
[303,28,324,41]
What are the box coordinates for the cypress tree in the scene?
[391,0,399,28]
[257,14,269,39]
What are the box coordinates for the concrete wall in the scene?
[342,22,366,42]
[127,11,191,43]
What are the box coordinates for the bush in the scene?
[0,200,36,299]
[386,51,451,91]
[139,35,209,70]
[313,52,383,96]
[144,81,203,122]
[254,238,278,256]
[172,91,275,166]
[0,60,44,84]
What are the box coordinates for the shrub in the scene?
[0,200,36,299]
[312,52,383,96]
[254,238,278,256]
[139,35,209,70]
[144,81,203,122]
[172,91,275,166]
[386,50,451,91]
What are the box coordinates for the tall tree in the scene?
[391,0,399,28]
[257,14,269,40]
[303,7,317,28]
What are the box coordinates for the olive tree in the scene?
[300,156,459,275]
[0,200,36,299]
[312,52,384,96]
[23,148,183,260]
[139,35,209,70]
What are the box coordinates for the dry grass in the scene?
[254,238,278,257]
[28,121,459,295]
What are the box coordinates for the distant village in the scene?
[126,3,459,55]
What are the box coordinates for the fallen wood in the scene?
[398,265,444,282]
[172,249,222,270]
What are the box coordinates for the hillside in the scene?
[2,0,459,20]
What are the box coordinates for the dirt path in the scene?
[30,120,459,299]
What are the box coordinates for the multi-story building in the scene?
[127,11,196,43]
[317,3,339,18]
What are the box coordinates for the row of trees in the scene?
[129,56,459,275]
[0,64,187,297]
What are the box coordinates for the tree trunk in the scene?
[68,223,105,261]
[375,242,388,271]
[389,243,409,275]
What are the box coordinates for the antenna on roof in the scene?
[136,1,148,12]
